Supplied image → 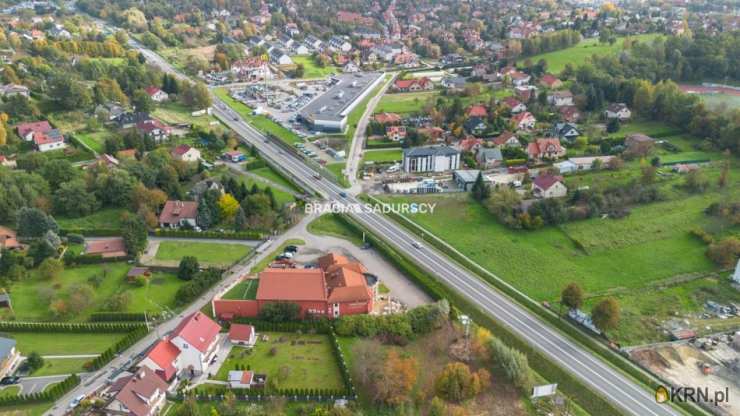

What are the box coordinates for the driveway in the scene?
[18,373,92,395]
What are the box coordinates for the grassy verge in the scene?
[31,358,90,377]
[361,148,402,164]
[306,214,363,246]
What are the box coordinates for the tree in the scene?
[0,123,6,146]
[178,256,200,281]
[41,160,79,189]
[17,207,58,240]
[121,215,148,257]
[706,237,740,267]
[104,291,132,311]
[434,362,490,402]
[132,89,154,113]
[25,352,44,373]
[196,202,213,230]
[182,81,212,110]
[606,118,620,133]
[49,77,92,111]
[471,171,490,202]
[561,282,584,312]
[375,350,418,405]
[684,169,709,193]
[218,193,240,220]
[53,179,100,217]
[28,239,57,266]
[123,8,148,32]
[38,258,63,280]
[591,298,620,333]
[234,207,247,231]
[488,337,532,390]
[258,302,300,322]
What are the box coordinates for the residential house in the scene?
[539,74,562,89]
[342,62,360,73]
[386,125,407,141]
[532,174,567,198]
[0,155,16,169]
[284,23,300,37]
[115,112,150,129]
[16,121,65,153]
[269,48,293,66]
[605,103,632,120]
[292,43,310,56]
[228,324,256,346]
[457,137,483,153]
[527,138,566,162]
[511,112,536,131]
[509,71,531,86]
[0,84,29,98]
[463,117,487,135]
[170,145,201,162]
[231,58,271,81]
[84,237,127,258]
[476,147,504,169]
[492,131,520,148]
[548,90,574,107]
[105,367,168,416]
[393,52,419,68]
[328,36,352,53]
[501,96,527,114]
[168,312,221,377]
[140,338,182,382]
[136,119,172,143]
[402,145,460,173]
[466,105,488,119]
[145,86,169,103]
[95,102,126,121]
[559,106,581,123]
[550,123,580,143]
[0,337,20,378]
[159,200,198,229]
[441,76,466,91]
[304,35,323,51]
[392,77,433,92]
[514,85,536,102]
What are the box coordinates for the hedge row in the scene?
[244,159,267,170]
[360,198,704,416]
[89,312,154,322]
[0,374,80,407]
[153,229,265,240]
[0,321,146,333]
[59,228,122,237]
[87,326,149,371]
[329,328,356,397]
[63,253,130,266]
[365,141,402,150]
[186,389,351,403]
[334,213,627,416]
[230,318,331,333]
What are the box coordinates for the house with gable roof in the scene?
[105,367,168,416]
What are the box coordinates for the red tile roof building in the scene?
[527,138,566,162]
[105,367,168,416]
[158,200,198,229]
[392,77,433,92]
[84,237,128,258]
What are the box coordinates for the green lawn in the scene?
[1,263,184,321]
[56,208,126,230]
[325,163,350,187]
[214,332,345,390]
[74,130,108,154]
[291,56,338,78]
[214,88,303,145]
[362,149,402,164]
[307,214,363,246]
[0,402,53,416]
[694,92,740,110]
[7,332,126,355]
[0,386,20,398]
[31,357,91,377]
[153,102,220,130]
[374,91,438,114]
[527,34,661,74]
[381,191,733,302]
[608,120,681,139]
[212,166,296,206]
[154,241,252,266]
[249,166,302,193]
[221,279,258,300]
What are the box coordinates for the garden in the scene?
[153,241,253,267]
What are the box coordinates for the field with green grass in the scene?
[0,402,53,416]
[381,189,735,302]
[1,263,184,321]
[291,56,338,78]
[325,163,349,187]
[214,332,345,390]
[56,208,126,230]
[249,166,302,193]
[527,34,661,74]
[154,241,252,266]
[374,90,438,114]
[696,93,740,110]
[31,357,91,377]
[0,386,21,398]
[214,88,303,145]
[7,332,127,355]
[307,214,363,246]
[212,167,296,206]
[153,102,220,130]
[608,120,681,139]
[74,130,108,154]
[362,149,402,164]
[221,279,258,300]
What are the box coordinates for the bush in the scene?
[258,302,301,322]
[488,336,532,391]
[66,233,85,244]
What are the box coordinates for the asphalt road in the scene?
[209,102,681,416]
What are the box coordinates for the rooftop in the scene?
[299,72,383,123]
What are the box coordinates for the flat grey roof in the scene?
[299,72,383,123]
[453,169,481,183]
[403,145,459,158]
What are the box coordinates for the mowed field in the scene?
[362,148,402,164]
[527,34,660,74]
[382,188,735,302]
[154,241,252,266]
[374,91,438,114]
[290,55,338,78]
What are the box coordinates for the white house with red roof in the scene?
[141,312,221,380]
[532,174,567,199]
[501,97,526,114]
[170,145,201,162]
[228,324,256,346]
[145,86,169,103]
[511,112,536,131]
[15,121,65,152]
[136,119,172,143]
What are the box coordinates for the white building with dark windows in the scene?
[402,146,460,173]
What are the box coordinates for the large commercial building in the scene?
[402,145,460,173]
[299,72,384,132]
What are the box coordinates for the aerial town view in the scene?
[0,0,737,415]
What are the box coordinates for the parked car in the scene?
[0,376,19,385]
[69,394,86,409]
[285,245,299,253]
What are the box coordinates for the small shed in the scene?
[127,267,151,282]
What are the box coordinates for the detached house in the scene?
[550,123,580,143]
[392,77,433,92]
[509,71,531,86]
[145,86,169,103]
[511,112,536,131]
[527,138,566,162]
[170,145,201,162]
[328,36,352,52]
[136,119,172,143]
[386,125,407,141]
[158,200,198,229]
[605,103,631,120]
[105,367,168,416]
[548,90,574,107]
[16,121,65,152]
[501,97,526,113]
[539,74,562,89]
[532,174,567,198]
[492,131,521,148]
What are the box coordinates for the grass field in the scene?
[307,214,363,246]
[696,93,740,110]
[291,56,338,78]
[0,386,20,398]
[74,130,107,154]
[214,166,296,206]
[7,332,127,355]
[1,263,184,321]
[249,166,302,193]
[608,120,681,139]
[374,91,439,114]
[325,163,350,187]
[527,34,661,74]
[31,357,91,377]
[214,88,303,145]
[56,208,126,230]
[362,149,402,164]
[381,191,732,302]
[221,279,258,300]
[154,241,252,266]
[214,332,345,390]
[153,102,220,130]
[0,402,53,416]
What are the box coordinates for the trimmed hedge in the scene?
[0,321,146,333]
[365,141,402,150]
[0,374,80,407]
[244,159,267,170]
[63,252,129,266]
[89,312,154,322]
[59,228,122,237]
[153,229,265,240]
